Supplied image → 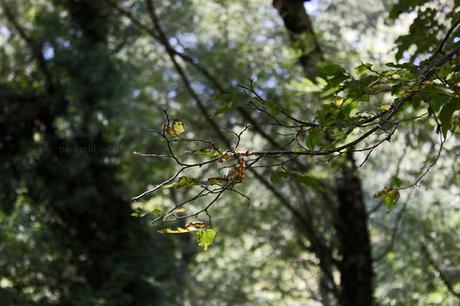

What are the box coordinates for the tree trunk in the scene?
[335,157,373,306]
[272,1,373,305]
[272,0,323,78]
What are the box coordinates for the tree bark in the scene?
[272,1,373,305]
[335,157,373,306]
[272,0,323,78]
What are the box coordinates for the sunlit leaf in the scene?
[158,227,190,234]
[185,221,209,231]
[164,119,185,137]
[172,119,185,134]
[218,151,233,163]
[355,63,373,76]
[374,187,400,211]
[173,207,188,214]
[131,207,150,218]
[227,159,247,184]
[158,221,209,234]
[377,103,392,111]
[195,229,217,251]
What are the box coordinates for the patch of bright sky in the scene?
[175,32,197,48]
[131,89,141,98]
[304,0,320,15]
[303,0,416,64]
[357,13,416,63]
[0,26,11,38]
[168,37,185,53]
[43,43,55,60]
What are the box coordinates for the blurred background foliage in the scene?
[0,0,459,305]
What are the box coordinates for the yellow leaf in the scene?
[218,151,232,163]
[227,159,247,184]
[174,207,188,213]
[377,103,392,111]
[157,221,209,234]
[164,119,185,137]
[157,227,190,234]
[185,221,209,231]
[207,177,228,186]
[172,119,185,135]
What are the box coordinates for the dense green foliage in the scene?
[1,0,459,305]
[0,1,178,305]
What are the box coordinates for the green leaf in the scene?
[320,64,346,76]
[293,173,322,189]
[347,75,378,100]
[271,170,322,191]
[271,170,288,184]
[262,100,281,114]
[213,92,249,117]
[390,176,403,188]
[315,77,328,86]
[374,187,400,211]
[163,176,200,189]
[131,207,150,218]
[385,62,414,69]
[306,128,323,150]
[324,73,349,90]
[207,176,228,186]
[420,84,455,111]
[383,191,400,211]
[354,63,373,76]
[303,78,320,91]
[439,101,460,137]
[195,229,217,251]
[193,148,221,158]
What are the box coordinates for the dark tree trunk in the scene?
[335,158,373,306]
[272,0,323,78]
[272,1,374,305]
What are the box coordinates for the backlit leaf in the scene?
[185,221,209,231]
[195,229,217,251]
[164,119,185,137]
[438,101,460,137]
[158,227,190,234]
[158,221,209,234]
[355,63,373,76]
[374,187,400,211]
